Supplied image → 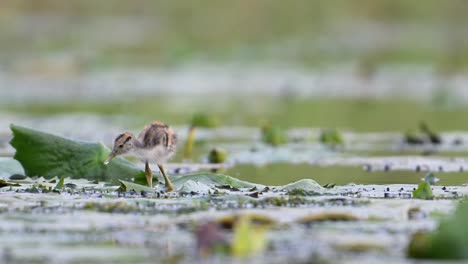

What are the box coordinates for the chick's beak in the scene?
[104,151,117,165]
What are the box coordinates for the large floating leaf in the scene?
[177,180,213,193]
[171,174,328,195]
[118,180,157,193]
[171,173,263,192]
[279,179,325,195]
[10,125,145,184]
[0,157,24,178]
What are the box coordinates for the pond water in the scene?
[0,110,467,263]
[2,1,468,262]
[2,113,468,186]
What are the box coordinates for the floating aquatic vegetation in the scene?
[10,124,146,184]
[261,122,287,146]
[117,180,157,193]
[403,122,443,146]
[171,173,261,192]
[404,131,425,145]
[207,148,228,173]
[413,181,434,200]
[419,122,442,145]
[184,113,219,160]
[413,172,438,200]
[208,148,227,164]
[319,128,344,147]
[279,179,324,195]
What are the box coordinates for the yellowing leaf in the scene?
[231,216,267,257]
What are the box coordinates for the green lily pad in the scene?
[279,179,325,195]
[177,180,213,193]
[117,180,157,193]
[413,182,433,200]
[171,173,263,192]
[10,124,145,184]
[0,158,24,178]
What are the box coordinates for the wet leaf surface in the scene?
[171,173,262,192]
[279,179,325,195]
[117,180,157,193]
[10,125,145,184]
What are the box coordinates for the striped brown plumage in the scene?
[138,121,177,152]
[104,120,177,190]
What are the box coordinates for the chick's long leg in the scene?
[158,164,174,191]
[145,161,153,188]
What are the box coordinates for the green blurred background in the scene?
[1,0,468,69]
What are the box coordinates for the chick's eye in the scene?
[119,144,124,148]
